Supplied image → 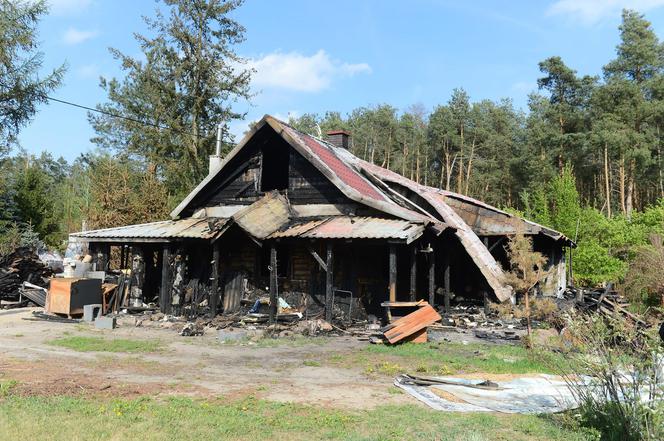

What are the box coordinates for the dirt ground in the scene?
[0,308,415,409]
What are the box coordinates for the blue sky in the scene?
[17,0,664,161]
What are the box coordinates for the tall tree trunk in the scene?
[415,146,420,184]
[401,142,408,176]
[446,153,454,191]
[464,137,476,195]
[423,152,428,186]
[604,142,611,218]
[370,135,375,164]
[558,115,564,174]
[619,154,626,215]
[626,158,635,218]
[457,125,464,193]
[659,138,664,199]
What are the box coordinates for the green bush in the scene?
[573,239,628,286]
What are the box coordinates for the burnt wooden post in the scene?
[89,243,98,267]
[389,244,397,302]
[568,246,574,286]
[159,245,171,314]
[210,241,220,317]
[481,238,490,315]
[120,245,126,269]
[99,244,110,272]
[428,248,435,306]
[409,246,417,301]
[443,253,451,312]
[325,242,334,322]
[269,244,278,324]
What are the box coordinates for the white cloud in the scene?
[75,63,99,79]
[62,27,99,45]
[547,0,664,24]
[248,50,371,93]
[48,0,92,15]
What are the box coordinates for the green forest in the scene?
[1,2,663,306]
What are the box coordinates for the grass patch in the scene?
[0,380,17,397]
[48,336,161,353]
[0,395,594,440]
[341,342,563,376]
[302,360,321,367]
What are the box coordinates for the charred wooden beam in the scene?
[210,241,220,317]
[307,245,327,272]
[325,242,334,322]
[160,245,171,314]
[488,237,505,253]
[428,249,435,306]
[389,244,397,302]
[443,254,451,312]
[98,244,110,272]
[410,246,417,302]
[269,244,278,323]
[568,247,574,286]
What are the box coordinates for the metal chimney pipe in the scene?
[215,123,223,156]
[209,123,224,175]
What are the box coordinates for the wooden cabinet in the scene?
[47,278,102,317]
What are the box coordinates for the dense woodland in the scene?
[0,2,663,305]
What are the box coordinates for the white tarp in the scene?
[394,374,579,414]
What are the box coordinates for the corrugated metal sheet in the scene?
[441,192,571,243]
[270,217,425,243]
[353,159,514,302]
[233,191,291,239]
[71,217,230,241]
[283,125,388,202]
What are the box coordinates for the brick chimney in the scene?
[326,130,351,149]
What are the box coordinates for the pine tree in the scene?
[90,0,253,194]
[0,0,64,151]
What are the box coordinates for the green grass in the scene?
[0,394,597,441]
[340,342,564,376]
[0,380,17,397]
[48,336,162,353]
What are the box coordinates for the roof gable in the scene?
[171,115,429,223]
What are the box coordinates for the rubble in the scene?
[570,285,647,326]
[0,247,52,302]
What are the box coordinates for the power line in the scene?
[46,96,200,138]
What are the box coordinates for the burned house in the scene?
[70,115,574,320]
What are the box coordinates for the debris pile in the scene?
[572,285,646,326]
[0,247,52,302]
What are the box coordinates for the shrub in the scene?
[558,313,664,440]
[623,235,664,307]
[573,239,627,286]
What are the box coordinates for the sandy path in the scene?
[0,308,414,409]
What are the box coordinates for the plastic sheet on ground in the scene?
[394,374,579,413]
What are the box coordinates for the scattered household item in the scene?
[47,278,102,317]
[19,281,48,307]
[395,373,579,413]
[381,302,441,344]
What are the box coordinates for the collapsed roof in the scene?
[75,115,572,303]
[169,115,572,302]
